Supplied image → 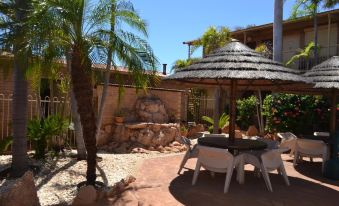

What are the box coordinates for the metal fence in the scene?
[187,96,215,124]
[0,93,76,151]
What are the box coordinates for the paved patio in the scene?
[113,154,339,206]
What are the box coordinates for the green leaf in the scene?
[0,136,12,153]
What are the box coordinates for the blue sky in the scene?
[129,1,337,72]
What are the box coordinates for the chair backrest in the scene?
[180,136,192,150]
[197,145,234,169]
[203,134,227,138]
[296,139,326,155]
[314,132,330,137]
[277,132,297,140]
[261,149,283,169]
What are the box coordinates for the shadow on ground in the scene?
[169,169,339,206]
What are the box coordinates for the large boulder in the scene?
[72,186,97,206]
[187,124,205,138]
[246,125,259,136]
[135,96,169,123]
[0,171,40,206]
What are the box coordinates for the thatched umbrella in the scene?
[304,56,339,179]
[165,40,309,141]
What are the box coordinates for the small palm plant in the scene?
[202,113,230,133]
[286,41,320,69]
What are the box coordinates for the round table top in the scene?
[198,137,267,151]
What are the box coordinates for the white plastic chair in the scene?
[242,148,290,192]
[192,145,242,193]
[277,132,298,155]
[178,136,198,174]
[314,132,330,137]
[293,139,329,173]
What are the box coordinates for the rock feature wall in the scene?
[113,123,180,147]
[135,96,169,123]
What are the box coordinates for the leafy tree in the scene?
[171,58,200,73]
[236,96,258,130]
[291,0,339,64]
[191,26,231,57]
[0,0,32,177]
[286,41,320,68]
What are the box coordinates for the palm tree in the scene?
[93,0,157,143]
[291,0,338,65]
[191,26,231,57]
[0,0,31,177]
[273,0,283,62]
[33,0,156,185]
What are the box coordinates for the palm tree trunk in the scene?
[70,46,97,185]
[71,91,87,160]
[11,0,29,178]
[273,0,283,62]
[313,4,319,65]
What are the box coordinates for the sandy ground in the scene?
[0,151,176,206]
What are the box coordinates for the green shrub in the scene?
[236,95,258,129]
[263,94,330,134]
[27,114,69,159]
[202,113,229,133]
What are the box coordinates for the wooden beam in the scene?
[229,80,237,142]
[328,14,332,58]
[213,87,220,134]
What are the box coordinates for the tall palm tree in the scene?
[93,0,157,142]
[0,0,31,177]
[33,0,156,185]
[273,0,283,62]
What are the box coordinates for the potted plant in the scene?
[114,109,124,124]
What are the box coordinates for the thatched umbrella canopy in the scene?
[304,56,339,170]
[165,40,310,141]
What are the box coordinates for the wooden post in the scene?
[213,87,220,134]
[229,80,237,142]
[330,89,337,158]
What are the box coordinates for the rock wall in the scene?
[135,96,169,123]
[113,123,180,147]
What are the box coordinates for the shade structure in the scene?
[165,40,310,141]
[304,56,339,163]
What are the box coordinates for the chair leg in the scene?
[261,165,273,192]
[192,162,201,185]
[210,171,215,178]
[293,151,299,167]
[178,151,190,175]
[321,155,326,174]
[224,167,234,193]
[236,156,245,184]
[279,165,290,186]
[310,157,313,162]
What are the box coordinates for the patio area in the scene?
[115,154,339,206]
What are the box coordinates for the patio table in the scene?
[197,137,267,153]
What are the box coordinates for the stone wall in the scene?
[97,85,183,125]
[113,123,180,147]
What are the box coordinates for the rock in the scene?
[222,124,240,134]
[107,176,136,197]
[146,104,159,113]
[152,124,161,132]
[172,141,181,146]
[131,147,149,154]
[104,125,112,133]
[0,171,40,206]
[114,142,129,154]
[137,129,154,146]
[187,124,205,138]
[235,130,243,139]
[126,123,148,129]
[72,186,97,206]
[246,125,259,136]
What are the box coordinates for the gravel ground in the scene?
[0,151,179,206]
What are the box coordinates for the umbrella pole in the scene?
[229,80,237,142]
[330,89,337,158]
[213,87,220,134]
